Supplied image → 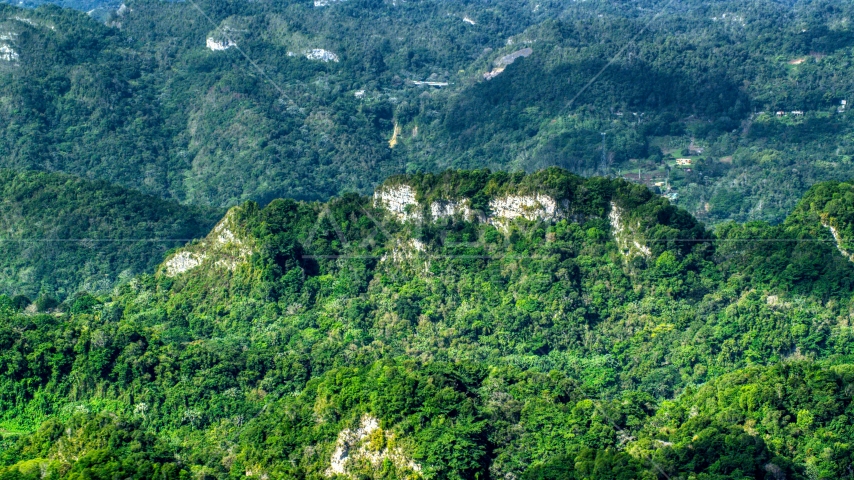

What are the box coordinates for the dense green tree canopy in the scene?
[0,169,851,478]
[0,0,850,224]
[0,169,221,299]
[0,0,853,476]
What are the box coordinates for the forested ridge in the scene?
[0,169,851,478]
[0,0,850,223]
[0,169,222,300]
[0,0,853,476]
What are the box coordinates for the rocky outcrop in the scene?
[375,183,576,232]
[162,208,253,277]
[609,202,651,258]
[305,49,339,62]
[0,32,18,61]
[488,194,563,222]
[373,185,655,258]
[374,185,419,221]
[484,47,532,80]
[13,16,36,26]
[483,68,504,81]
[497,48,533,66]
[375,184,568,227]
[430,199,483,222]
[0,44,18,61]
[164,251,205,276]
[325,415,421,478]
[381,239,427,263]
[822,221,854,263]
[206,37,234,51]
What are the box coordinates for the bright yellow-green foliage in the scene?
[0,170,852,478]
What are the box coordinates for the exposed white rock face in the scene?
[374,185,420,222]
[13,17,36,26]
[410,239,426,252]
[164,251,205,276]
[431,200,459,219]
[0,44,18,61]
[823,221,854,263]
[430,199,482,222]
[483,68,504,80]
[211,218,253,270]
[305,49,339,62]
[484,47,532,80]
[375,185,567,227]
[609,202,651,258]
[489,194,561,222]
[206,37,234,51]
[497,47,533,66]
[0,32,18,62]
[162,209,253,277]
[326,415,421,478]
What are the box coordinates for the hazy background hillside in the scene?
[0,169,221,299]
[0,0,849,224]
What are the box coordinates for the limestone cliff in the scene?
[373,184,566,226]
[161,207,254,277]
[325,415,421,478]
[373,185,420,221]
[373,179,655,259]
[823,220,854,263]
[609,202,652,258]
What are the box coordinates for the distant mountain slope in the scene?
[0,0,851,221]
[0,169,852,478]
[6,0,117,15]
[0,0,553,205]
[0,169,222,299]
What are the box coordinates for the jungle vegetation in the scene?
[0,0,850,224]
[0,169,851,478]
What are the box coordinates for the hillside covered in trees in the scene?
[0,0,850,224]
[0,0,853,475]
[0,169,852,478]
[0,169,221,300]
